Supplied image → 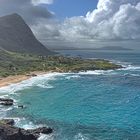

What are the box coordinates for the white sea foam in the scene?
[7,117,43,129]
[37,83,53,89]
[0,94,10,98]
[0,106,13,118]
[65,75,81,80]
[0,65,139,95]
[121,65,140,71]
[74,133,89,140]
[0,73,65,94]
[0,72,66,128]
[18,121,39,129]
[14,117,55,140]
[38,134,54,140]
[3,116,53,140]
[111,60,130,66]
[1,62,139,95]
[123,73,140,77]
[78,70,114,75]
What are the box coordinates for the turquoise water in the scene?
[0,51,140,140]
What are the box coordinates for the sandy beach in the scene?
[0,71,50,88]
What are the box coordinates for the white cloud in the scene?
[57,0,140,41]
[1,0,139,42]
[0,0,55,45]
[31,0,53,5]
[32,19,60,40]
[0,0,53,25]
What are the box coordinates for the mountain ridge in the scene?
[92,46,132,51]
[0,13,53,55]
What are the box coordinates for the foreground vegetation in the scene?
[0,50,122,77]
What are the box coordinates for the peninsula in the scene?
[0,14,122,80]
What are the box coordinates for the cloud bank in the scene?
[58,0,140,40]
[32,0,53,5]
[0,0,53,24]
[0,0,139,41]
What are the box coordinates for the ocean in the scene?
[0,50,140,140]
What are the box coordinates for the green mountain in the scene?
[0,14,122,78]
[0,13,53,55]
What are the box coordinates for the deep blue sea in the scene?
[0,50,140,140]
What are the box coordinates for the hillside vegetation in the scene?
[0,50,122,77]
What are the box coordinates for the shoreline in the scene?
[0,71,51,88]
[0,61,124,88]
[0,71,54,140]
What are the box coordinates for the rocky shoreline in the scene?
[0,98,53,140]
[0,98,14,106]
[0,63,123,139]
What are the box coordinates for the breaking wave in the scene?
[0,73,65,94]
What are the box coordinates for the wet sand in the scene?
[0,71,50,88]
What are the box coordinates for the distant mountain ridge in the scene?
[93,46,132,51]
[0,13,53,55]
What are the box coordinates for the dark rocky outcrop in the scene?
[18,105,24,109]
[26,74,37,77]
[0,125,37,140]
[0,102,13,106]
[0,98,13,102]
[0,119,53,140]
[28,127,53,135]
[0,98,14,106]
[0,119,15,126]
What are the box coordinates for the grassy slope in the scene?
[0,50,122,77]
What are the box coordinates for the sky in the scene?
[0,0,139,48]
[47,0,98,18]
